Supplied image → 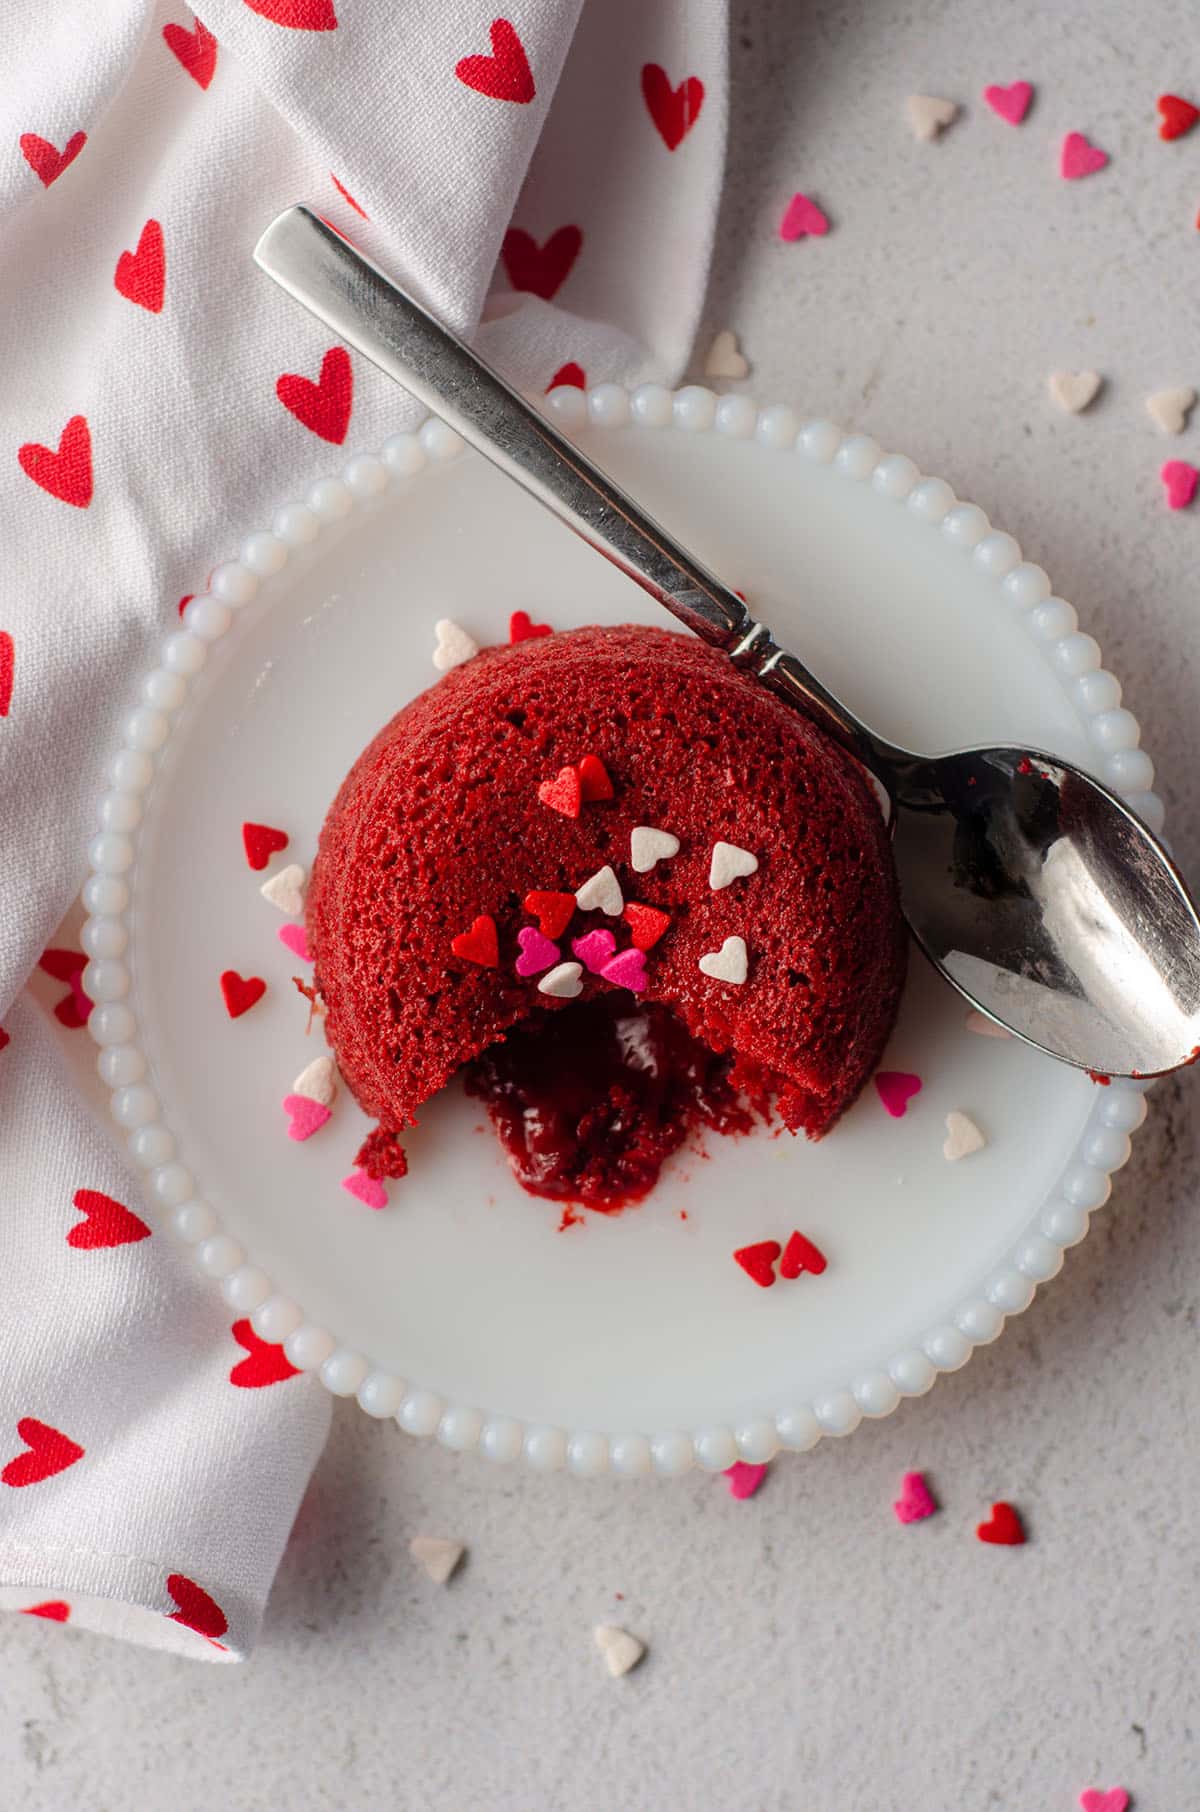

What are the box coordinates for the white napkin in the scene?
[0,0,727,1656]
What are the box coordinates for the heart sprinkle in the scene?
[220,970,266,1019]
[260,863,307,916]
[965,1009,1011,1039]
[709,840,759,890]
[538,961,583,1000]
[704,329,749,379]
[283,1093,331,1142]
[577,753,614,801]
[943,1110,987,1161]
[292,1054,337,1106]
[779,192,830,241]
[432,618,478,673]
[600,947,648,993]
[733,1240,781,1288]
[874,1070,922,1117]
[976,1501,1026,1545]
[905,94,959,141]
[724,1461,768,1500]
[410,1535,465,1584]
[983,80,1033,125]
[277,923,311,962]
[1158,93,1199,140]
[451,914,499,967]
[698,936,748,985]
[342,1168,388,1209]
[1146,385,1196,433]
[1161,459,1198,509]
[575,864,623,916]
[1079,1791,1130,1812]
[594,1623,646,1678]
[1060,131,1108,179]
[571,929,616,974]
[622,903,670,950]
[892,1470,938,1524]
[1048,370,1102,414]
[779,1230,827,1278]
[509,608,552,643]
[538,765,582,818]
[242,821,288,870]
[547,361,586,391]
[630,825,679,873]
[516,925,560,977]
[523,890,577,940]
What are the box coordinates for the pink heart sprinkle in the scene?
[601,946,648,993]
[1161,459,1198,510]
[278,923,311,961]
[516,925,560,977]
[983,80,1033,125]
[1079,1793,1129,1812]
[341,1168,387,1209]
[724,1462,769,1501]
[875,1070,922,1117]
[282,1093,331,1142]
[779,192,829,241]
[892,1470,938,1524]
[571,928,616,974]
[1060,131,1108,180]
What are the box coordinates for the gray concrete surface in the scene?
[2,3,1198,1806]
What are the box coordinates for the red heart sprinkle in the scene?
[641,63,705,151]
[455,18,535,104]
[22,1601,70,1622]
[501,226,582,300]
[779,1230,827,1279]
[874,1070,922,1117]
[242,0,337,28]
[220,970,266,1018]
[451,914,499,967]
[0,1029,9,1053]
[546,361,585,391]
[276,345,353,444]
[39,947,92,1027]
[68,1187,151,1250]
[538,765,582,818]
[2,1419,85,1488]
[163,18,218,88]
[1158,93,1199,140]
[19,131,87,187]
[0,630,13,717]
[241,821,288,869]
[976,1501,1026,1545]
[114,218,165,313]
[733,1240,781,1289]
[577,753,614,801]
[165,1573,228,1640]
[523,890,577,940]
[509,608,552,642]
[18,414,92,507]
[229,1318,300,1388]
[622,902,670,950]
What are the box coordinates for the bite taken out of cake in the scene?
[306,623,908,1209]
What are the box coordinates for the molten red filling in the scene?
[465,996,775,1212]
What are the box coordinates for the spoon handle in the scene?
[254,206,869,757]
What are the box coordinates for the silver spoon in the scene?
[254,205,1200,1079]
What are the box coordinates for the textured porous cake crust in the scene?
[307,624,907,1172]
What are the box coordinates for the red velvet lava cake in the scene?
[306,624,907,1209]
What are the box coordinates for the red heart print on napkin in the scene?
[455,19,535,104]
[243,0,337,29]
[163,17,218,88]
[3,1419,85,1488]
[68,1187,151,1250]
[501,226,582,301]
[166,1573,228,1640]
[114,219,165,313]
[229,1318,301,1388]
[20,131,86,187]
[641,64,705,150]
[276,346,353,443]
[18,415,92,507]
[0,632,13,718]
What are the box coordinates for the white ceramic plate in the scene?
[80,385,1156,1477]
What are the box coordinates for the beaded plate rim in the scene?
[79,382,1155,1478]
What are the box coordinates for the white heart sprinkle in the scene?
[943,1110,987,1161]
[905,94,959,141]
[291,1053,338,1107]
[432,617,479,673]
[593,1624,646,1678]
[698,935,748,985]
[409,1535,464,1584]
[1146,386,1196,435]
[964,1009,1011,1039]
[260,863,307,916]
[538,961,583,999]
[1048,370,1102,415]
[575,864,624,916]
[704,328,749,380]
[630,826,679,874]
[709,841,759,890]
